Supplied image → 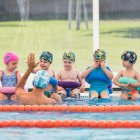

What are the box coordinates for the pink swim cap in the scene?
[3,52,19,64]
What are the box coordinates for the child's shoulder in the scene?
[0,70,3,76]
[134,69,140,75]
[33,68,40,73]
[117,69,125,75]
[50,69,55,73]
[15,70,21,75]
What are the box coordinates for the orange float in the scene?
[24,105,31,111]
[88,120,97,128]
[53,105,61,111]
[46,105,53,111]
[2,105,10,112]
[62,120,71,127]
[44,120,53,128]
[0,120,139,128]
[79,120,88,127]
[97,106,105,112]
[53,120,62,127]
[71,120,79,127]
[89,106,97,112]
[97,120,106,128]
[68,105,76,112]
[0,105,139,112]
[31,105,39,111]
[17,105,25,111]
[60,105,68,112]
[75,105,83,112]
[82,105,89,112]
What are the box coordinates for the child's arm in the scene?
[77,72,85,92]
[52,69,55,77]
[113,70,126,87]
[100,61,114,79]
[16,53,39,91]
[0,71,2,81]
[81,66,96,79]
[55,71,61,80]
[16,71,21,84]
[128,72,140,88]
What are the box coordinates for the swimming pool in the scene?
[0,93,140,140]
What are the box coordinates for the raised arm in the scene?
[16,53,39,90]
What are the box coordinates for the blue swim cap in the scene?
[40,51,53,63]
[33,70,50,88]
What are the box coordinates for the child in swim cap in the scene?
[33,51,62,103]
[81,49,114,100]
[113,51,139,100]
[56,51,85,99]
[33,70,50,89]
[0,52,21,100]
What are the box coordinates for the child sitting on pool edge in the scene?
[113,51,140,100]
[56,51,85,99]
[0,52,21,100]
[33,51,62,103]
[81,49,114,100]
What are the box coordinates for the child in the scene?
[0,52,21,100]
[33,51,62,103]
[56,51,85,99]
[81,49,113,100]
[15,53,56,105]
[113,51,139,100]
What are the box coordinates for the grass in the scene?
[0,20,140,72]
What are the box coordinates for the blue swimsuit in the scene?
[1,71,17,87]
[85,66,112,96]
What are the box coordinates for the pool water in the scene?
[0,94,140,140]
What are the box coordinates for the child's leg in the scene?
[71,88,80,98]
[90,91,99,100]
[10,94,16,101]
[58,87,67,99]
[131,93,139,100]
[0,92,8,100]
[121,92,129,100]
[100,90,110,99]
[50,93,62,103]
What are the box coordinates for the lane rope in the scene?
[0,105,140,112]
[0,120,140,128]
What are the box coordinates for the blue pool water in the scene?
[0,94,140,140]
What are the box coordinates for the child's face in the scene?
[7,61,18,71]
[63,59,73,70]
[94,59,104,67]
[122,60,132,68]
[39,58,51,70]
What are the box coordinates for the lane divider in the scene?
[0,105,140,112]
[0,120,140,128]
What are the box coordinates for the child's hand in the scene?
[100,61,106,68]
[127,83,136,89]
[120,84,128,88]
[27,53,39,70]
[80,86,85,93]
[93,60,99,68]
